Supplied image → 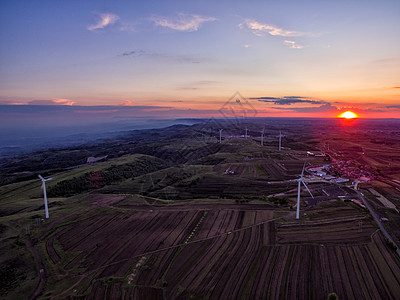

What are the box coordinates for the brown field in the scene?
[37,195,400,300]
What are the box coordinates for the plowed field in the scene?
[43,198,400,300]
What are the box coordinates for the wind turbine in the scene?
[219,129,223,144]
[261,127,265,146]
[296,163,314,219]
[245,127,248,140]
[278,131,285,152]
[38,175,53,219]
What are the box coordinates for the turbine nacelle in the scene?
[38,174,53,182]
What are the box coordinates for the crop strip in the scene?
[334,246,355,299]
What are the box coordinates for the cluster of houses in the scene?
[306,160,374,186]
[330,160,372,182]
[307,165,349,183]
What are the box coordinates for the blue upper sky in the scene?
[0,0,399,118]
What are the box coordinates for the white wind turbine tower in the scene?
[278,131,285,152]
[296,163,314,219]
[245,127,248,140]
[38,175,53,219]
[219,129,223,144]
[261,127,265,146]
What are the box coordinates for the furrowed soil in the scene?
[29,194,400,300]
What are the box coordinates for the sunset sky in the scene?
[1,0,399,119]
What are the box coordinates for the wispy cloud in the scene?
[118,49,208,64]
[0,99,76,106]
[88,13,119,31]
[177,80,219,90]
[239,19,302,37]
[118,50,146,57]
[283,40,304,49]
[252,96,326,105]
[270,103,338,113]
[0,101,26,105]
[52,98,76,105]
[152,13,216,32]
[27,99,76,105]
[382,105,400,109]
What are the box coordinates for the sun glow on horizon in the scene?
[339,111,358,119]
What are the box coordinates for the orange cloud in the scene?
[120,100,133,106]
[53,98,76,105]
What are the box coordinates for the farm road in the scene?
[356,188,400,256]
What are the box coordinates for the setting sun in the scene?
[339,111,358,119]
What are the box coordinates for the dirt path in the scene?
[17,219,46,300]
[27,238,46,300]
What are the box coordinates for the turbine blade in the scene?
[46,178,53,181]
[301,180,314,198]
[38,174,44,180]
[301,162,306,178]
